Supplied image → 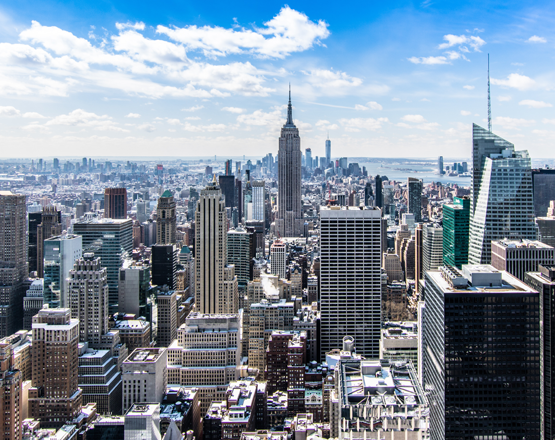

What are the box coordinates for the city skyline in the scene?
[0,1,554,158]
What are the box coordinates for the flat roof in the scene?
[126,348,165,363]
[428,269,536,294]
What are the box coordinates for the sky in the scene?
[0,0,554,159]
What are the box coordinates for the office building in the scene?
[105,188,128,219]
[43,233,82,308]
[156,290,177,347]
[320,207,382,360]
[122,348,167,413]
[124,403,161,440]
[305,148,312,171]
[36,206,62,277]
[270,241,287,280]
[276,90,303,237]
[537,200,555,248]
[0,191,27,338]
[68,254,109,346]
[423,265,540,439]
[469,124,537,264]
[374,175,383,208]
[442,196,470,268]
[73,218,133,312]
[438,156,444,175]
[219,175,236,210]
[252,181,265,224]
[195,179,238,314]
[525,265,555,440]
[151,244,178,290]
[379,321,418,371]
[532,168,555,217]
[227,227,254,289]
[28,211,42,273]
[0,341,22,440]
[23,279,44,330]
[113,318,152,354]
[119,261,151,316]
[156,190,176,245]
[415,224,423,291]
[325,135,331,168]
[491,239,554,282]
[167,312,242,413]
[136,199,149,223]
[332,359,428,439]
[422,223,443,272]
[407,177,422,222]
[29,308,83,428]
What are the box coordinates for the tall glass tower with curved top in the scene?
[468,124,537,264]
[276,89,303,237]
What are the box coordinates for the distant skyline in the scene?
[0,0,554,158]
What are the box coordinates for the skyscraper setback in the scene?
[276,89,303,237]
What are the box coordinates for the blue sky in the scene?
[0,0,554,159]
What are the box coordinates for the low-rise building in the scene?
[380,322,418,371]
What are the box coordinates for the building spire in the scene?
[286,83,294,126]
[488,53,492,132]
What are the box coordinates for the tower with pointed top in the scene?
[276,87,303,237]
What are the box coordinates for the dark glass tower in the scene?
[407,177,422,222]
[374,175,383,208]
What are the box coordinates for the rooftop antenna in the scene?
[488,53,492,132]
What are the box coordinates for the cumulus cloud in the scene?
[0,106,20,116]
[408,56,449,65]
[302,69,362,89]
[543,119,555,125]
[338,117,388,132]
[182,105,204,112]
[222,107,245,113]
[519,100,552,108]
[498,96,511,102]
[398,114,439,130]
[22,112,46,118]
[527,35,546,43]
[183,122,227,132]
[115,22,146,31]
[44,109,129,132]
[401,114,426,123]
[491,73,537,91]
[461,110,471,116]
[409,33,484,66]
[315,119,339,130]
[126,113,141,118]
[493,116,535,129]
[438,34,486,51]
[237,107,284,126]
[157,6,329,58]
[138,123,156,132]
[463,85,475,90]
[367,101,382,110]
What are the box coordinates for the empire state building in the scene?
[276,88,303,237]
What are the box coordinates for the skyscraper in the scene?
[407,177,422,222]
[104,188,128,219]
[469,124,537,264]
[422,223,443,272]
[36,206,62,277]
[325,135,331,168]
[438,156,444,175]
[442,196,470,268]
[319,206,382,360]
[251,180,265,224]
[531,168,555,217]
[0,191,27,338]
[151,244,178,290]
[219,175,236,210]
[276,89,303,237]
[374,175,383,208]
[195,179,238,314]
[227,227,254,289]
[305,148,312,171]
[156,190,176,244]
[423,265,540,439]
[0,342,22,440]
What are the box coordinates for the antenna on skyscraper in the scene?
[488,53,492,132]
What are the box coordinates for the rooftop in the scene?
[493,239,553,250]
[126,348,165,363]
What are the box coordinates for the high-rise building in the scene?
[374,175,383,208]
[28,211,42,274]
[537,200,555,247]
[124,403,161,440]
[156,190,176,245]
[469,124,537,264]
[0,341,22,440]
[195,179,238,314]
[68,254,109,346]
[364,182,373,206]
[0,191,27,338]
[36,206,62,277]
[525,265,555,440]
[23,279,44,330]
[407,177,422,222]
[422,223,443,272]
[104,188,128,219]
[442,196,470,268]
[325,135,331,168]
[156,290,177,347]
[227,227,254,290]
[43,233,82,308]
[423,265,540,439]
[531,168,555,217]
[276,90,303,237]
[151,244,178,290]
[491,239,554,282]
[118,261,151,316]
[136,199,148,223]
[438,155,444,175]
[73,218,133,312]
[218,175,236,210]
[252,181,265,224]
[225,159,233,176]
[29,308,83,428]
[305,148,312,171]
[270,241,287,280]
[319,206,382,360]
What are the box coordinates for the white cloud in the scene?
[493,116,535,129]
[519,99,552,108]
[125,113,141,118]
[408,56,449,65]
[527,35,546,43]
[491,73,537,91]
[315,120,339,130]
[157,6,329,58]
[498,96,511,102]
[542,119,555,125]
[438,34,486,51]
[112,30,189,65]
[460,110,471,116]
[420,98,430,102]
[44,108,129,132]
[355,104,368,110]
[222,107,245,114]
[182,105,204,112]
[22,112,46,118]
[237,108,283,126]
[367,101,382,110]
[167,119,182,125]
[338,117,388,132]
[302,69,362,89]
[183,122,227,132]
[391,97,401,101]
[115,22,146,31]
[463,85,475,90]
[138,123,156,132]
[0,106,20,116]
[398,114,439,130]
[184,116,201,120]
[401,114,426,123]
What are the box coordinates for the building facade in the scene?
[104,188,128,220]
[442,196,470,268]
[156,190,176,245]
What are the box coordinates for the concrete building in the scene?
[167,313,242,414]
[383,252,404,283]
[122,348,167,412]
[379,322,418,371]
[0,191,28,338]
[157,290,177,347]
[276,90,303,237]
[119,261,151,316]
[23,279,44,330]
[491,239,554,281]
[423,265,540,439]
[105,188,128,220]
[43,233,82,308]
[270,241,287,280]
[29,308,83,428]
[156,190,177,245]
[113,319,152,353]
[0,341,22,440]
[332,359,428,439]
[124,403,161,440]
[422,223,443,273]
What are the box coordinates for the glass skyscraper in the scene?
[442,196,470,268]
[469,124,537,264]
